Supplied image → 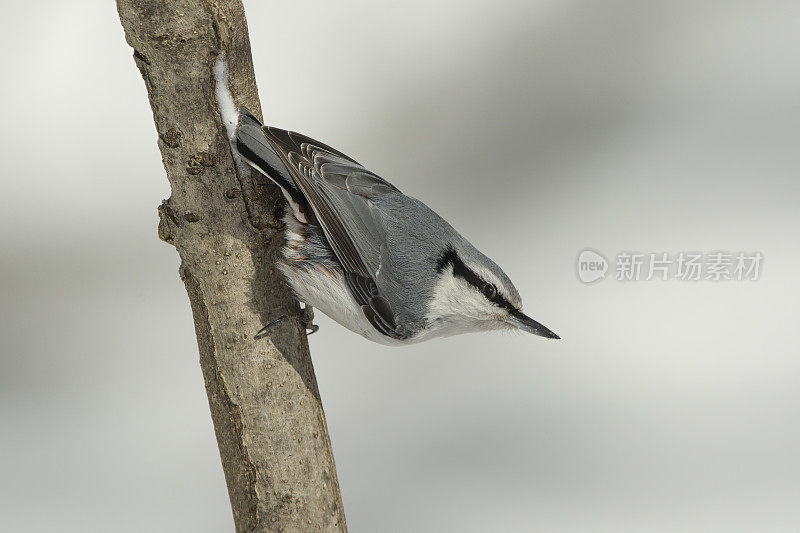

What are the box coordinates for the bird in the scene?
[234,107,559,346]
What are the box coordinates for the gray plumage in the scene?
[234,107,558,345]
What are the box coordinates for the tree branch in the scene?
[115,1,347,531]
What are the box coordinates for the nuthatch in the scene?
[235,108,558,345]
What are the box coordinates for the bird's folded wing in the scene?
[262,126,409,340]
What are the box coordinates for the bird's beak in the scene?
[508,311,560,339]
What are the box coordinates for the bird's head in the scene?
[424,245,559,340]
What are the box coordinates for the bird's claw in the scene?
[254,314,287,339]
[301,305,319,335]
[254,305,319,339]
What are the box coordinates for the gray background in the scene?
[1,0,799,531]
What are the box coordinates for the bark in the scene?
[115,1,347,531]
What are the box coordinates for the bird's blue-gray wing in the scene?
[261,127,409,340]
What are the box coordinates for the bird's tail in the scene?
[234,107,306,211]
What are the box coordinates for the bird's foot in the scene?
[300,305,319,335]
[254,314,287,339]
[254,305,319,339]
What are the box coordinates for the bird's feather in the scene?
[260,124,410,340]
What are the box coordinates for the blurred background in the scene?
[1,0,799,531]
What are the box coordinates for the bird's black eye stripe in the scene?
[436,247,516,313]
[435,247,458,274]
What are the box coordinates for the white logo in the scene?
[577,249,608,283]
[576,249,762,284]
